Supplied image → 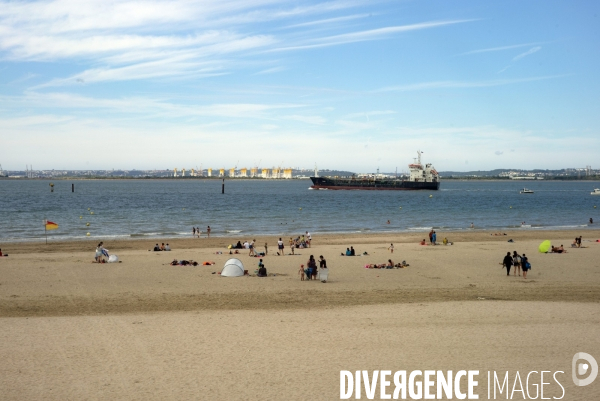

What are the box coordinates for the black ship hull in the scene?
[310,177,440,190]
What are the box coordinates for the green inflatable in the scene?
[539,240,551,253]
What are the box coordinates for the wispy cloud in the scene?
[460,42,543,55]
[513,46,541,61]
[282,13,371,29]
[254,66,286,75]
[267,19,475,52]
[376,75,568,92]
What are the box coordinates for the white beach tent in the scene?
[221,258,245,277]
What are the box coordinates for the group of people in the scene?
[572,236,583,248]
[366,259,409,269]
[300,255,326,281]
[191,226,211,238]
[276,232,312,255]
[502,251,530,279]
[153,243,172,251]
[551,245,567,253]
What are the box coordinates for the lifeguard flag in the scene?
[45,220,58,230]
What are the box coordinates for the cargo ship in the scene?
[310,151,440,190]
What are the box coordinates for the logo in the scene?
[572,352,598,387]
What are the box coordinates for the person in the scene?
[306,255,317,280]
[257,259,267,277]
[299,264,305,281]
[0,248,3,256]
[249,239,256,256]
[160,243,165,251]
[165,243,171,251]
[305,231,311,247]
[576,236,582,248]
[432,231,437,246]
[95,242,105,262]
[387,220,390,224]
[512,251,521,276]
[153,244,161,252]
[420,239,427,245]
[470,222,474,229]
[235,241,243,249]
[428,229,434,244]
[264,242,268,255]
[443,237,448,245]
[319,255,327,270]
[277,238,284,255]
[521,254,530,279]
[192,227,196,237]
[196,227,201,238]
[590,218,593,224]
[388,243,394,253]
[345,248,351,256]
[502,252,513,276]
[350,246,355,256]
[386,259,394,269]
[207,226,211,237]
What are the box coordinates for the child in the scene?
[388,243,394,253]
[299,264,305,281]
[264,242,268,255]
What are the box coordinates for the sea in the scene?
[0,179,598,243]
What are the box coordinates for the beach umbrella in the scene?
[539,240,551,253]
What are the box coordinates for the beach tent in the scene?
[539,240,551,253]
[221,258,245,277]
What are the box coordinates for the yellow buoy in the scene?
[299,207,302,210]
[86,223,90,226]
[510,206,513,209]
[90,212,94,215]
[86,232,90,236]
[429,195,433,198]
[399,207,402,209]
[87,208,90,211]
[79,216,82,219]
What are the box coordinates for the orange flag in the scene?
[45,220,58,230]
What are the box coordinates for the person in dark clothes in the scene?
[350,246,355,256]
[257,259,267,277]
[502,252,513,276]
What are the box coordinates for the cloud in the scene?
[494,151,503,155]
[513,46,542,61]
[460,42,543,56]
[376,75,568,92]
[254,66,286,75]
[267,19,475,52]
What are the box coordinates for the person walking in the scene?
[521,254,530,279]
[388,243,394,253]
[428,229,434,245]
[512,251,521,276]
[192,227,196,237]
[502,252,513,276]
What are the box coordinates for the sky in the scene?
[0,0,599,172]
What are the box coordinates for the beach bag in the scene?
[525,262,531,269]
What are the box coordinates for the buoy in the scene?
[510,206,513,209]
[595,206,597,208]
[86,232,90,236]
[399,207,402,209]
[429,195,433,198]
[182,208,185,210]
[299,207,302,210]
[87,208,90,211]
[90,212,94,215]
[79,216,82,219]
[86,223,90,226]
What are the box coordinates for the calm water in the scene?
[0,179,598,242]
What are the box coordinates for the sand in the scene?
[1,229,599,399]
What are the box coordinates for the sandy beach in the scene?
[1,229,599,399]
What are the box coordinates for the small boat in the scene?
[591,188,600,195]
[520,188,534,194]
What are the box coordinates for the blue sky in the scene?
[1,0,598,172]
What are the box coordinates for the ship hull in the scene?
[310,177,440,190]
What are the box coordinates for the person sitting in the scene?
[164,243,171,251]
[0,248,2,256]
[235,241,243,249]
[345,248,351,256]
[443,237,448,245]
[386,259,394,269]
[170,259,178,266]
[160,243,166,251]
[420,239,427,245]
[153,244,161,251]
[350,246,356,256]
[257,260,267,277]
